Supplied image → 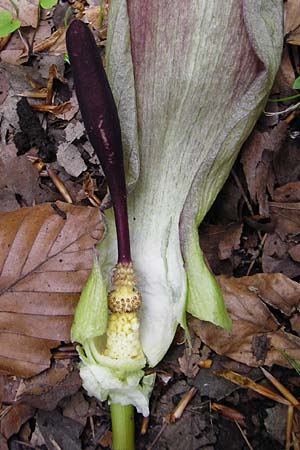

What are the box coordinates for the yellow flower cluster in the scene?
[104,311,144,360]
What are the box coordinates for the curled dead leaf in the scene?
[285,0,300,45]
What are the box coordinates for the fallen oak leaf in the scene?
[0,202,104,378]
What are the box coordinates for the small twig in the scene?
[261,367,300,410]
[17,29,30,55]
[231,168,255,217]
[147,422,168,450]
[15,442,35,449]
[246,233,267,276]
[47,167,73,204]
[286,405,294,450]
[285,111,296,124]
[49,437,62,450]
[147,387,197,449]
[169,387,197,422]
[89,415,95,441]
[231,168,264,244]
[0,405,12,419]
[292,411,300,450]
[235,421,254,450]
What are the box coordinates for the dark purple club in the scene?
[66,20,131,264]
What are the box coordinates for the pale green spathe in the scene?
[105,0,283,365]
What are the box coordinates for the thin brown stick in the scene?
[246,233,267,276]
[147,422,168,450]
[147,387,198,449]
[235,421,255,450]
[231,168,255,217]
[286,405,294,450]
[89,415,95,441]
[47,167,73,204]
[261,367,300,410]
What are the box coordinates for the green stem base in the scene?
[110,403,135,450]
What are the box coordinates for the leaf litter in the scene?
[0,1,300,449]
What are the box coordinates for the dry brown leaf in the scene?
[36,409,83,449]
[0,202,104,378]
[1,0,39,29]
[241,122,288,215]
[85,6,101,29]
[190,273,300,368]
[0,404,35,439]
[62,391,89,426]
[178,334,201,378]
[273,135,300,187]
[33,27,67,55]
[200,222,243,276]
[0,71,9,106]
[14,359,81,410]
[272,47,296,99]
[98,430,113,448]
[262,202,300,277]
[285,0,300,45]
[0,144,59,211]
[0,359,81,411]
[0,433,8,450]
[83,172,101,207]
[52,92,79,121]
[273,182,300,203]
[0,35,29,66]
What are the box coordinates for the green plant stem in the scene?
[110,403,135,450]
[268,93,300,102]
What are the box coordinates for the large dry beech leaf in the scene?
[190,273,300,367]
[0,202,103,378]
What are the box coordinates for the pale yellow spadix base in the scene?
[104,312,144,360]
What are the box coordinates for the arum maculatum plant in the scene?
[67,1,283,448]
